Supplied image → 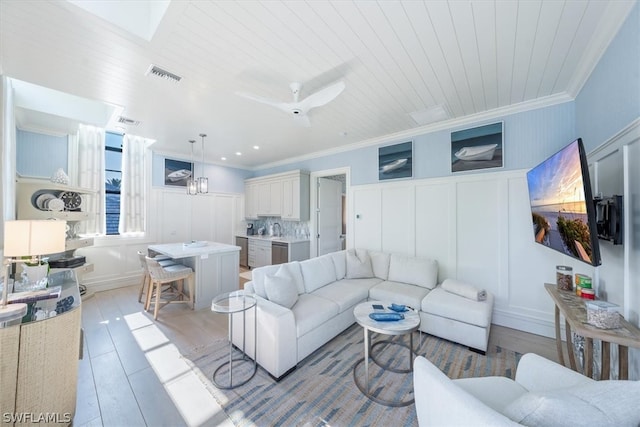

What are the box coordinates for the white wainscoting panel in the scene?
[190,194,215,242]
[455,179,502,298]
[381,186,413,255]
[353,188,382,250]
[213,194,235,245]
[160,191,191,243]
[415,182,455,282]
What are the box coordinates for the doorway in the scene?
[310,167,350,258]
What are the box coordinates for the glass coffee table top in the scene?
[211,290,256,314]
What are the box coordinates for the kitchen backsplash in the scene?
[248,218,310,239]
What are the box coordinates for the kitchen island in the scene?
[148,241,240,310]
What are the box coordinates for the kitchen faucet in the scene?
[273,222,282,237]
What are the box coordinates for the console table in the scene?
[545,283,640,380]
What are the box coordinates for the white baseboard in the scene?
[492,308,557,339]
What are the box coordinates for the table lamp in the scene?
[1,220,67,323]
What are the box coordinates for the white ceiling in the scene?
[0,0,635,169]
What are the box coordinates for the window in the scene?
[105,132,123,235]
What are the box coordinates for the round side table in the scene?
[211,290,257,389]
[352,300,420,407]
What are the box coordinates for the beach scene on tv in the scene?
[527,141,594,264]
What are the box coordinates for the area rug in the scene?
[184,324,522,426]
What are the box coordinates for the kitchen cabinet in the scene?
[245,182,259,219]
[281,173,310,221]
[257,180,282,216]
[248,239,272,268]
[244,170,309,220]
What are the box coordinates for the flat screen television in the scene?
[526,138,601,266]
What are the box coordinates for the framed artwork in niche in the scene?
[378,141,413,181]
[451,122,504,173]
[164,158,193,187]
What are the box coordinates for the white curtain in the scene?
[119,134,149,235]
[70,124,105,235]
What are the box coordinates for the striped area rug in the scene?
[185,324,522,426]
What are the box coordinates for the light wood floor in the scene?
[74,281,558,427]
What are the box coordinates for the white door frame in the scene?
[309,167,351,258]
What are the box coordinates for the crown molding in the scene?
[253,92,574,171]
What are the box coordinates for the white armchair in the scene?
[413,353,640,426]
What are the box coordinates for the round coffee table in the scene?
[211,290,257,389]
[352,300,420,407]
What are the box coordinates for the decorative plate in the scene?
[47,198,65,212]
[35,193,56,210]
[60,191,82,210]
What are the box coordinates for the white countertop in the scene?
[148,241,240,259]
[235,234,310,244]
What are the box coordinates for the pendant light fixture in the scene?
[187,140,197,195]
[197,133,208,194]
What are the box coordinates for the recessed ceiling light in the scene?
[236,152,242,156]
[339,131,347,137]
[253,145,260,150]
[221,157,227,161]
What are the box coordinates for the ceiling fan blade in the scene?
[292,114,311,127]
[235,91,290,112]
[298,80,345,112]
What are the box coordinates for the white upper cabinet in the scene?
[245,170,309,220]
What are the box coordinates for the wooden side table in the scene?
[545,283,640,379]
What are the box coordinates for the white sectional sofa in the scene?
[233,249,494,379]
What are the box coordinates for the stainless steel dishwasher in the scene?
[271,241,288,265]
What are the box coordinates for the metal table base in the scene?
[211,292,257,389]
[352,329,416,407]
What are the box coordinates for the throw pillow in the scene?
[264,272,298,309]
[346,249,374,279]
[503,380,640,427]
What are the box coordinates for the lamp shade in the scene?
[3,220,67,257]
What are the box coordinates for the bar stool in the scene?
[137,251,176,304]
[144,256,195,320]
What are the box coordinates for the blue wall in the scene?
[255,101,576,185]
[151,152,252,194]
[576,2,640,150]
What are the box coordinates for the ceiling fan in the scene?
[236,80,345,127]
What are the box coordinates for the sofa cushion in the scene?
[338,277,384,294]
[252,262,305,298]
[300,255,337,293]
[264,272,298,309]
[503,380,640,427]
[388,254,438,289]
[441,278,487,301]
[369,250,390,280]
[250,264,281,298]
[292,294,340,337]
[422,286,493,328]
[329,250,346,280]
[369,280,430,309]
[346,249,374,279]
[311,281,369,313]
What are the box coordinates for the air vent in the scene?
[117,116,140,126]
[145,64,182,83]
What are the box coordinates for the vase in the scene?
[22,264,48,287]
